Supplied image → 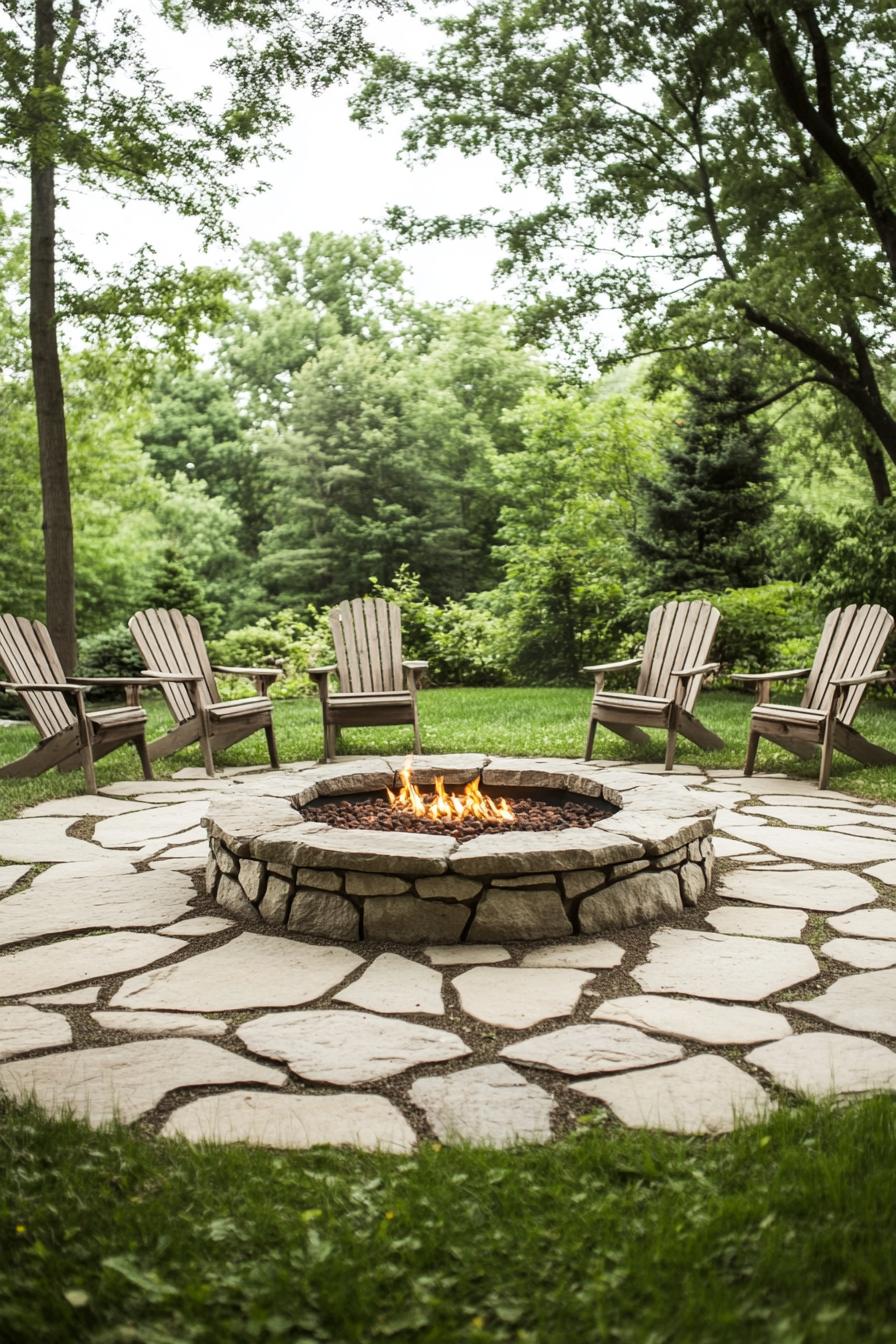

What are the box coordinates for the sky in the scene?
[55,6,533,309]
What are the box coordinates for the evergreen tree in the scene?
[635,367,775,592]
[143,547,222,635]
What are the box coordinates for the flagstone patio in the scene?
[2,757,896,1150]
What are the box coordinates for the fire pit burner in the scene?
[304,781,614,842]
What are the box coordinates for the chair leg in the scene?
[744,727,760,776]
[819,717,836,790]
[412,704,422,755]
[264,722,280,769]
[323,720,337,764]
[663,702,680,772]
[134,733,154,781]
[583,715,597,762]
[80,738,98,794]
[200,731,216,777]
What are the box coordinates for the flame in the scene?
[387,767,516,825]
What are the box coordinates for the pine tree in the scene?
[143,547,222,635]
[635,366,775,591]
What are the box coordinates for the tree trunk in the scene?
[856,434,892,505]
[30,0,76,671]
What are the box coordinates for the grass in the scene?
[3,685,896,1341]
[4,683,896,821]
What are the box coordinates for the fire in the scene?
[387,767,516,825]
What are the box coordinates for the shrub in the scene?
[814,503,896,612]
[675,582,821,676]
[77,624,146,696]
[208,607,334,699]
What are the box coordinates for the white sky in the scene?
[55,7,531,308]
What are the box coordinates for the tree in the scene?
[143,544,223,635]
[636,361,775,590]
[0,1,385,669]
[356,0,896,501]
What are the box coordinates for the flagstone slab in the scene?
[789,969,896,1036]
[0,871,195,948]
[0,865,30,894]
[452,967,593,1029]
[150,857,207,873]
[631,928,819,1002]
[828,909,896,940]
[0,819,104,864]
[832,824,896,842]
[743,806,884,828]
[705,906,807,939]
[133,828,208,862]
[718,868,877,912]
[425,945,511,966]
[410,1063,555,1146]
[756,792,866,808]
[0,1038,284,1125]
[110,932,362,1013]
[712,837,762,859]
[131,792,218,806]
[729,853,788,865]
[820,938,896,970]
[721,825,896,865]
[100,779,234,797]
[747,1032,896,1098]
[0,931,185,998]
[333,954,444,1015]
[501,1022,683,1075]
[237,1009,471,1084]
[21,796,155,818]
[863,860,896,886]
[23,986,100,1006]
[158,916,235,937]
[0,1006,72,1059]
[92,1010,227,1038]
[30,859,137,887]
[520,941,625,970]
[572,1054,774,1134]
[93,802,211,850]
[591,993,791,1045]
[162,1089,417,1153]
[715,808,762,833]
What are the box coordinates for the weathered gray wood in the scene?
[129,608,280,775]
[314,599,426,761]
[584,599,721,768]
[0,615,153,792]
[740,604,895,788]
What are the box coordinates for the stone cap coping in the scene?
[203,754,715,876]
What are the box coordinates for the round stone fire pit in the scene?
[203,755,716,944]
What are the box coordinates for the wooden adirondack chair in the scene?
[128,608,281,776]
[733,603,896,789]
[309,599,427,761]
[583,599,724,770]
[0,614,154,793]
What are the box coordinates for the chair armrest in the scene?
[730,668,811,684]
[402,660,429,671]
[670,662,720,679]
[308,665,337,680]
[0,680,83,696]
[832,668,896,689]
[582,658,641,674]
[68,676,170,688]
[139,670,205,683]
[211,665,281,679]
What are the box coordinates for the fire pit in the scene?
[203,755,716,944]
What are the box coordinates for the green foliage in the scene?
[143,546,223,635]
[636,361,776,589]
[208,607,335,699]
[814,503,896,613]
[77,626,146,684]
[679,582,821,675]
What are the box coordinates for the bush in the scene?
[208,607,334,699]
[77,624,146,696]
[675,582,821,676]
[814,503,896,612]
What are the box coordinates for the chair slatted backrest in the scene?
[129,608,219,723]
[637,600,721,713]
[802,604,894,725]
[330,599,404,694]
[0,615,75,739]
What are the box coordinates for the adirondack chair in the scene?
[309,599,427,761]
[583,599,724,770]
[128,608,281,776]
[0,614,154,793]
[732,603,896,789]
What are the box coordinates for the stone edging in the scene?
[202,756,716,944]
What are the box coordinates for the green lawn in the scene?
[3,685,896,1342]
[4,683,896,820]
